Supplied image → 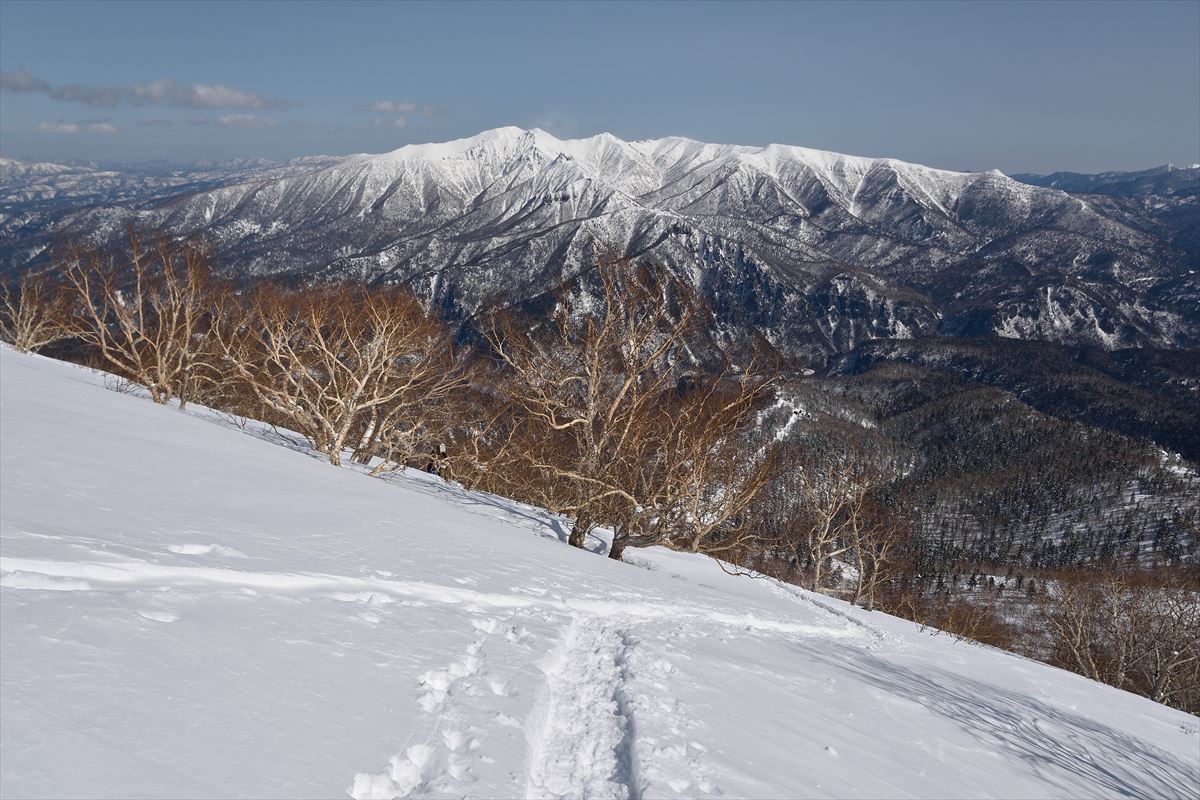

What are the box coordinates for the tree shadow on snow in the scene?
[805,643,1198,799]
[375,471,611,555]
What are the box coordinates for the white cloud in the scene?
[215,114,277,128]
[36,119,119,134]
[367,100,416,113]
[393,117,409,128]
[49,83,122,107]
[131,80,294,110]
[365,100,444,118]
[37,121,80,134]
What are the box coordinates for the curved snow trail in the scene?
[524,616,640,800]
[0,557,866,641]
[761,576,891,648]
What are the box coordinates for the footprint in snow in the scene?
[442,730,476,752]
[505,625,532,644]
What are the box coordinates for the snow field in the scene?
[2,346,1198,799]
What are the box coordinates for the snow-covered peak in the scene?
[374,125,533,162]
[366,128,988,179]
[347,127,1021,208]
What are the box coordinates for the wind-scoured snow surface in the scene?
[1,347,1197,800]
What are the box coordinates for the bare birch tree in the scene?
[485,255,698,548]
[1038,566,1199,709]
[216,283,462,466]
[768,437,901,593]
[848,499,910,611]
[609,366,777,561]
[0,271,71,353]
[59,232,220,409]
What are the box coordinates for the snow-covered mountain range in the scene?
[3,128,1198,360]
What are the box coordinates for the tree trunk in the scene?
[568,514,590,549]
[177,366,191,412]
[608,536,628,561]
[352,410,378,464]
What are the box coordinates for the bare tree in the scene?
[848,498,910,611]
[485,255,698,549]
[609,365,777,561]
[1038,566,1199,710]
[0,271,72,353]
[59,232,220,409]
[216,283,462,467]
[786,445,889,592]
[360,360,470,476]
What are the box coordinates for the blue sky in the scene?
[1,0,1197,173]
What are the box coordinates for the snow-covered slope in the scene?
[1,346,1198,799]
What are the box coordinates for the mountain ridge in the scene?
[2,128,1198,360]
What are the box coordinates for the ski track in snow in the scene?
[761,576,892,649]
[349,610,724,800]
[0,554,826,800]
[524,616,640,800]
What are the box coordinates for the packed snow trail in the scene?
[2,347,1198,799]
[523,616,640,800]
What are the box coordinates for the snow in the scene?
[1,346,1198,800]
[360,127,989,207]
[374,125,533,162]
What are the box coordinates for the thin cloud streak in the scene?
[366,100,416,113]
[215,114,277,128]
[36,119,119,134]
[1,69,295,110]
[365,100,442,118]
